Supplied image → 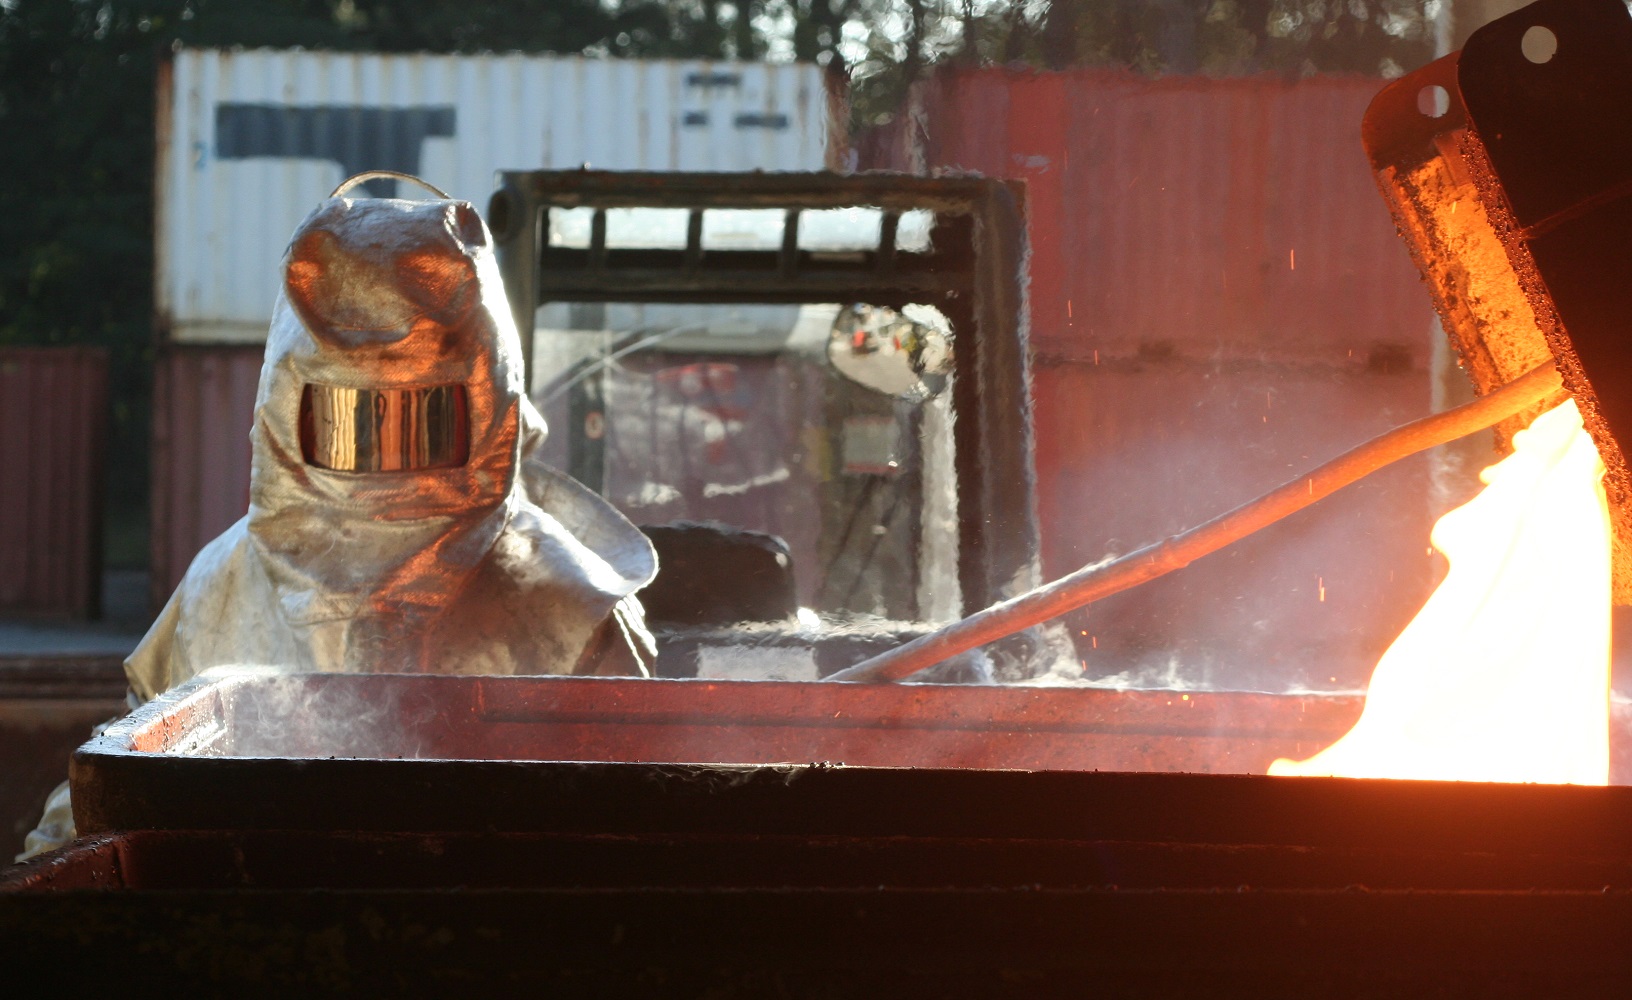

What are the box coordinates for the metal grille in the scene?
[488,170,1040,620]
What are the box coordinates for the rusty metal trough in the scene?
[13,668,1632,994]
[50,668,1632,842]
[13,668,1632,995]
[68,667,1376,836]
[14,667,1632,994]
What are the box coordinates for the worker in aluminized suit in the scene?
[19,175,657,857]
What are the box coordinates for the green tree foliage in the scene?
[1036,0,1439,76]
[844,0,1439,124]
[0,0,160,353]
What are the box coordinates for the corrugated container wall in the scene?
[0,349,108,619]
[156,49,832,344]
[150,49,834,603]
[148,347,262,611]
[864,68,1451,693]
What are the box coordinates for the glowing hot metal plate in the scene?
[1364,0,1632,601]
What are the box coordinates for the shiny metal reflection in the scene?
[299,383,469,472]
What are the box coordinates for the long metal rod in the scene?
[826,363,1568,684]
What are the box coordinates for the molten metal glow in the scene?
[1270,399,1611,784]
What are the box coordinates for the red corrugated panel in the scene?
[868,70,1456,689]
[0,348,109,618]
[899,68,1427,365]
[149,346,261,608]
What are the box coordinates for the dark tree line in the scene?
[845,0,1438,122]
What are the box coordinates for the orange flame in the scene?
[1270,399,1611,784]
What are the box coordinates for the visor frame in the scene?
[298,381,471,474]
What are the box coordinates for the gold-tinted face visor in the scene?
[299,383,470,472]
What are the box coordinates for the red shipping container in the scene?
[0,348,109,619]
[866,70,1454,690]
[148,346,260,609]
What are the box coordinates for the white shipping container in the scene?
[155,48,834,343]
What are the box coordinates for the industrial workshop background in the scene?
[1,0,1542,673]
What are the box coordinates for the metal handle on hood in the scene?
[331,171,451,199]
